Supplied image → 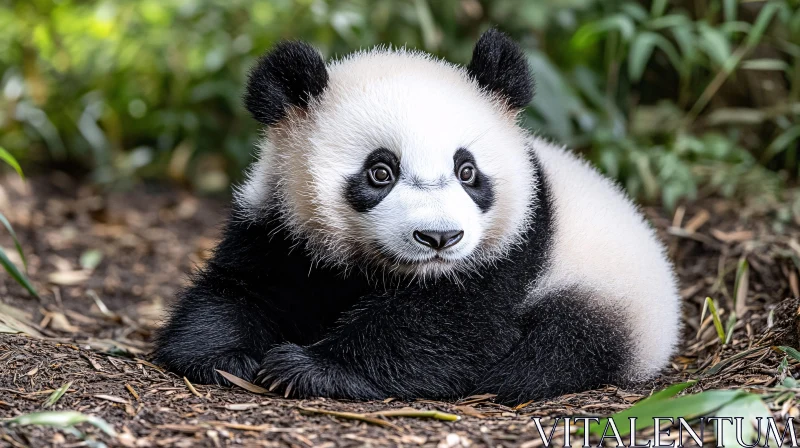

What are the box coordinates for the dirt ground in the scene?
[1,173,799,447]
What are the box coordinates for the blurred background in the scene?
[1,0,799,209]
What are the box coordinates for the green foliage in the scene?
[0,146,37,297]
[2,410,117,447]
[587,382,770,447]
[0,0,798,206]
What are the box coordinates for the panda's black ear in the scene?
[466,29,533,110]
[244,41,329,125]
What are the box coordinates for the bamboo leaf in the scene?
[591,390,746,437]
[0,147,23,179]
[725,312,737,344]
[636,381,697,406]
[777,346,800,363]
[5,410,117,437]
[43,381,72,408]
[698,24,732,67]
[573,14,636,48]
[629,32,658,81]
[368,408,460,421]
[650,0,668,18]
[715,394,771,447]
[723,0,737,22]
[746,2,781,49]
[762,125,800,163]
[0,246,38,298]
[298,406,402,430]
[706,297,726,343]
[741,58,790,71]
[629,31,683,81]
[0,211,27,271]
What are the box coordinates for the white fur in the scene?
[235,46,680,378]
[530,138,680,379]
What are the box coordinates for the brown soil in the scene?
[1,174,798,447]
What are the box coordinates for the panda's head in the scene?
[237,29,537,280]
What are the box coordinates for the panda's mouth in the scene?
[373,245,459,270]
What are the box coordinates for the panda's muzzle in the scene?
[413,230,464,251]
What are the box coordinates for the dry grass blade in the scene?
[224,403,260,411]
[684,209,710,233]
[124,384,139,401]
[456,393,496,405]
[94,394,129,404]
[705,346,767,376]
[705,297,726,343]
[135,358,164,370]
[367,408,460,421]
[733,258,749,317]
[298,406,402,431]
[42,381,71,408]
[184,377,202,398]
[215,369,269,394]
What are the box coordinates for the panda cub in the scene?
[153,29,680,404]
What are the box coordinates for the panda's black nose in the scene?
[413,230,464,250]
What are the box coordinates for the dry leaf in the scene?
[0,303,43,338]
[684,209,710,233]
[224,403,260,411]
[94,394,130,404]
[47,312,80,333]
[215,369,269,394]
[452,405,487,418]
[710,229,754,243]
[82,354,104,371]
[47,270,91,286]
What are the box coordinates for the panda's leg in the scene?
[476,287,635,405]
[151,269,282,385]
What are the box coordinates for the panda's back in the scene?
[529,137,680,379]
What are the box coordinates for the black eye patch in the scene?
[454,148,494,213]
[345,148,400,213]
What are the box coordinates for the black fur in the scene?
[345,148,401,213]
[244,41,329,125]
[467,28,534,109]
[152,155,634,404]
[454,148,494,212]
[151,214,371,384]
[476,287,633,404]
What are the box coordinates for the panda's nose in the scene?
[413,230,464,250]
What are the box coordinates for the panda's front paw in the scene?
[255,343,384,400]
[255,343,318,397]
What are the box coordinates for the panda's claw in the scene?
[268,379,282,392]
[284,382,294,398]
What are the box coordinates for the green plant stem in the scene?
[685,45,749,126]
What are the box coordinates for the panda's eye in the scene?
[458,163,476,185]
[368,163,394,186]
